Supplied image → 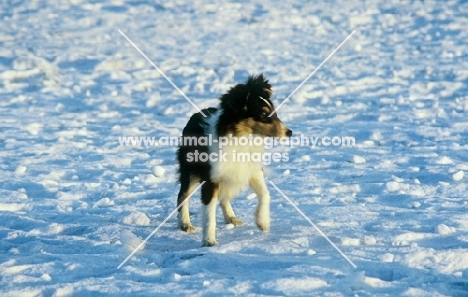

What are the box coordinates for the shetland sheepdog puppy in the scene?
[177,74,292,246]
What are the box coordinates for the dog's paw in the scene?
[180,224,196,233]
[255,221,270,233]
[255,209,270,233]
[202,239,217,247]
[227,217,245,226]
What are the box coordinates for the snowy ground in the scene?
[1,0,468,296]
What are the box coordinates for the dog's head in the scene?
[219,74,292,138]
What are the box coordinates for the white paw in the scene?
[255,220,270,233]
[180,224,196,233]
[255,210,270,233]
[227,217,245,226]
[202,239,217,247]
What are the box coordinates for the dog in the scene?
[176,74,292,246]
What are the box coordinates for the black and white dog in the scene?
[177,74,292,246]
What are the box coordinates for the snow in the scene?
[121,212,151,226]
[1,0,468,296]
[247,193,257,200]
[381,253,395,263]
[152,165,166,178]
[262,276,329,294]
[435,224,456,236]
[120,230,146,251]
[347,155,366,164]
[14,165,27,176]
[453,170,464,181]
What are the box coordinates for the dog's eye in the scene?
[259,111,271,123]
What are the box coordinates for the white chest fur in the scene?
[205,111,264,201]
[210,142,264,201]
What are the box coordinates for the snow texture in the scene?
[1,0,468,296]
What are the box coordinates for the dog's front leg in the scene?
[249,170,270,233]
[201,182,220,246]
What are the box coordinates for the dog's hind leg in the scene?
[249,170,270,233]
[220,199,245,226]
[201,181,219,247]
[177,174,199,233]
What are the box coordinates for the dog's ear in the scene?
[246,74,273,99]
[247,74,272,91]
[263,88,273,99]
[220,83,249,114]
